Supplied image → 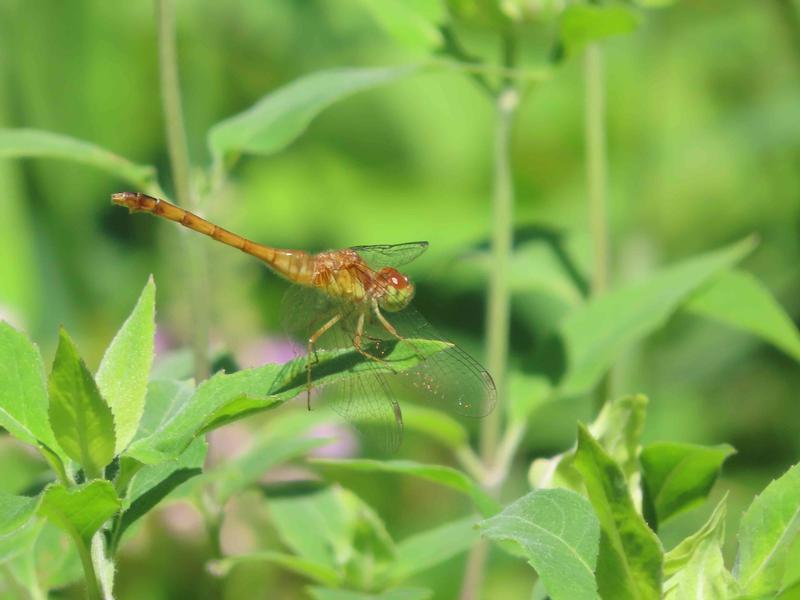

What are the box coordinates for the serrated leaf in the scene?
[560,4,641,55]
[208,66,415,161]
[37,481,120,545]
[312,459,499,517]
[684,269,800,363]
[0,322,59,452]
[308,589,432,600]
[479,489,600,600]
[96,277,155,453]
[48,328,116,478]
[735,461,800,597]
[208,551,341,586]
[0,492,39,536]
[558,237,755,397]
[387,516,479,582]
[357,0,444,50]
[664,496,727,578]
[641,442,735,528]
[0,128,155,188]
[574,425,663,600]
[664,497,738,599]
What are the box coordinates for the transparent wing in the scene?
[349,241,429,270]
[380,304,496,418]
[280,284,404,453]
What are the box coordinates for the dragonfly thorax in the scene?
[374,267,415,312]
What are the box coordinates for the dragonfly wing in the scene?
[350,241,429,270]
[381,304,496,418]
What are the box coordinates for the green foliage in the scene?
[95,277,155,453]
[47,328,116,479]
[479,489,600,600]
[641,442,735,528]
[0,128,156,189]
[735,461,800,597]
[208,66,415,163]
[559,4,641,55]
[356,0,445,50]
[37,482,120,547]
[574,424,663,600]
[307,588,432,600]
[0,492,39,535]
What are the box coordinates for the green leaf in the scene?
[400,404,469,449]
[96,277,155,454]
[0,322,59,452]
[574,424,663,600]
[127,339,447,463]
[0,492,39,535]
[356,0,444,50]
[641,442,735,528]
[208,551,342,587]
[132,379,194,444]
[387,517,479,582]
[208,66,415,161]
[37,481,120,546]
[558,237,755,397]
[0,128,156,188]
[478,489,600,600]
[735,461,800,597]
[560,4,641,55]
[664,496,727,578]
[664,497,738,599]
[312,459,500,517]
[508,372,554,425]
[48,328,116,478]
[684,269,800,363]
[308,588,432,600]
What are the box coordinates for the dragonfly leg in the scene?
[373,304,404,340]
[353,313,398,373]
[306,313,342,410]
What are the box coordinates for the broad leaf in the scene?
[132,379,194,443]
[387,517,479,582]
[560,4,641,54]
[96,277,155,453]
[0,492,39,535]
[664,496,727,578]
[574,425,663,600]
[308,589,432,600]
[736,461,800,597]
[664,497,738,599]
[48,328,116,478]
[208,66,414,161]
[641,442,735,528]
[208,551,341,587]
[37,481,120,545]
[558,237,754,397]
[312,459,500,517]
[0,322,59,452]
[684,269,800,363]
[479,489,600,600]
[400,404,469,449]
[356,0,444,50]
[0,128,155,188]
[126,339,448,463]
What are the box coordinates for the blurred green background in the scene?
[1,0,799,598]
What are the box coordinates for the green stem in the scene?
[75,537,103,600]
[584,43,612,412]
[480,85,518,464]
[155,0,210,382]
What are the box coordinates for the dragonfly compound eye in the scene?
[377,267,415,312]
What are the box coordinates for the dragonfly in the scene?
[112,192,496,451]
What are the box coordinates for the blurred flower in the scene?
[237,336,298,368]
[307,422,359,459]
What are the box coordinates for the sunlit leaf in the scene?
[560,4,641,55]
[574,425,663,599]
[96,277,155,453]
[735,461,800,597]
[312,458,500,517]
[208,66,415,161]
[356,0,444,50]
[558,237,755,397]
[479,489,600,600]
[641,442,735,529]
[48,328,116,478]
[0,128,156,188]
[684,269,800,362]
[664,496,727,578]
[37,481,120,546]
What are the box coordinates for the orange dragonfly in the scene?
[112,192,495,451]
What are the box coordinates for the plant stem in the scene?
[480,85,518,464]
[584,43,612,412]
[75,538,103,600]
[155,0,210,382]
[459,539,490,600]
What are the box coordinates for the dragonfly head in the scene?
[375,267,415,312]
